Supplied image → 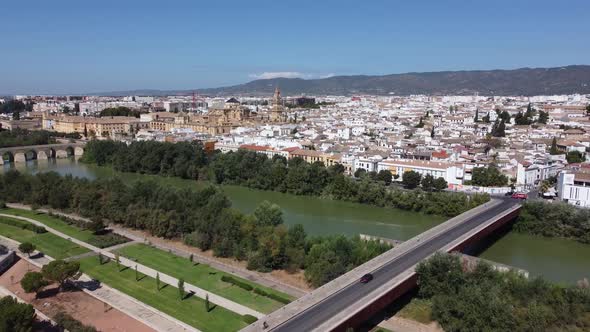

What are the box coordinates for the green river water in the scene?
[3,159,590,284]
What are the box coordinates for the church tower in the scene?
[270,87,285,122]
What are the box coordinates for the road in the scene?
[274,198,520,332]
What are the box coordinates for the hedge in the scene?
[0,217,47,234]
[266,292,291,304]
[242,314,258,324]
[221,275,253,291]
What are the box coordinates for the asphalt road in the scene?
[273,198,520,332]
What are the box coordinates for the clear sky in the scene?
[1,0,588,94]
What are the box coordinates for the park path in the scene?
[0,211,264,318]
[7,203,307,298]
[0,235,197,332]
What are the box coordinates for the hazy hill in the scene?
[93,65,590,97]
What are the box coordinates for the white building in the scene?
[376,159,464,186]
[557,171,590,207]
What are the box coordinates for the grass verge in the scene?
[78,256,248,332]
[0,216,89,259]
[1,208,128,248]
[397,298,433,324]
[116,243,293,313]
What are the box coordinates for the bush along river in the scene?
[3,158,590,284]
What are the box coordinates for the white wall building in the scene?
[557,171,590,207]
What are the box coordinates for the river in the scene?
[3,158,590,284]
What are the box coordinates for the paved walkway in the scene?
[0,235,198,332]
[0,211,264,318]
[7,203,307,298]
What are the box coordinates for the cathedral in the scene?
[270,87,287,122]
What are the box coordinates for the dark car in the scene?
[360,273,373,283]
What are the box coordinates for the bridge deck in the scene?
[243,198,521,332]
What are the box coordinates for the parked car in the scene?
[360,273,374,283]
[511,192,528,200]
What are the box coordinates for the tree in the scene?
[20,272,48,298]
[135,265,139,281]
[421,174,435,191]
[586,104,590,116]
[253,201,283,227]
[115,253,120,270]
[41,260,80,290]
[18,242,35,257]
[474,108,479,122]
[376,170,392,185]
[205,293,211,312]
[537,110,549,124]
[0,296,36,332]
[12,111,20,120]
[491,119,506,137]
[178,278,185,300]
[566,151,584,164]
[415,117,424,128]
[471,166,508,187]
[156,272,160,291]
[354,168,366,178]
[189,254,194,264]
[430,126,435,138]
[549,137,560,155]
[402,171,422,189]
[87,218,105,234]
[433,177,448,191]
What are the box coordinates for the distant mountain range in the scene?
[94,65,590,97]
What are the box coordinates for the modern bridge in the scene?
[0,142,86,164]
[243,198,522,332]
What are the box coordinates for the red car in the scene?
[511,192,528,200]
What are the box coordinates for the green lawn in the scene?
[116,243,293,314]
[1,208,96,242]
[0,208,128,248]
[78,256,248,332]
[397,298,433,324]
[0,217,90,259]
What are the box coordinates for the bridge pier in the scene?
[37,150,49,160]
[14,152,26,163]
[74,147,84,156]
[55,149,68,159]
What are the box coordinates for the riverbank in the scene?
[3,159,590,284]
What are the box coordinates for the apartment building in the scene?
[557,171,590,207]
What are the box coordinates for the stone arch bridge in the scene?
[0,142,86,165]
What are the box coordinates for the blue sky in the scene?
[1,0,588,94]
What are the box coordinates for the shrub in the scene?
[242,314,258,324]
[87,233,129,248]
[253,288,268,297]
[54,311,98,332]
[221,275,253,291]
[0,200,6,208]
[267,292,291,304]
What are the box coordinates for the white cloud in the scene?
[249,72,310,79]
[248,72,338,80]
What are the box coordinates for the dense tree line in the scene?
[514,201,590,244]
[469,165,508,187]
[82,140,490,218]
[0,296,36,331]
[99,106,141,118]
[0,170,389,287]
[416,253,590,331]
[0,128,80,148]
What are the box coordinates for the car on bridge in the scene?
[511,192,528,200]
[360,273,373,283]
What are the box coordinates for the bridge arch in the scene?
[1,151,14,164]
[74,146,84,156]
[24,150,38,161]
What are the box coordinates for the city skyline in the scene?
[1,0,590,94]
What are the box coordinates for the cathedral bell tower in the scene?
[270,87,285,122]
